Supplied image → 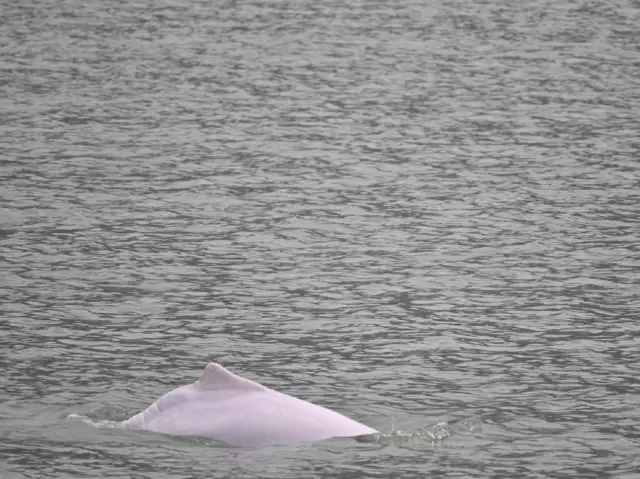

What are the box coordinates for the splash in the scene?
[66,413,126,430]
[372,416,483,446]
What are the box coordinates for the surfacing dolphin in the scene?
[122,363,378,446]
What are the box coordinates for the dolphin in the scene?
[122,363,378,446]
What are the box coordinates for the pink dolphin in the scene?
[122,363,378,446]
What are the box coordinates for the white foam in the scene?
[67,413,125,430]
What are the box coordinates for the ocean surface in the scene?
[1,0,639,477]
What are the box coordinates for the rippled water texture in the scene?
[1,0,639,477]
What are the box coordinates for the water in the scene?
[1,0,639,477]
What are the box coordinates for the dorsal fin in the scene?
[197,363,266,392]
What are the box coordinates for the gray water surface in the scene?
[1,0,639,477]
